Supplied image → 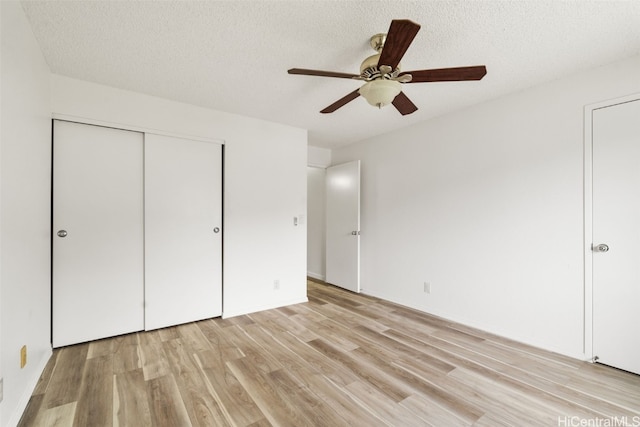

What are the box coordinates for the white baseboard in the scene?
[222,296,309,319]
[306,271,325,281]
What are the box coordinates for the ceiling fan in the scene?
[288,19,487,115]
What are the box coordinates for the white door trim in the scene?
[583,92,640,361]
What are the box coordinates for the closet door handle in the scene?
[57,230,68,238]
[593,243,609,252]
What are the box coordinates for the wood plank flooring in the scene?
[19,280,640,426]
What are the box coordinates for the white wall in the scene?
[332,54,640,360]
[1,2,53,425]
[308,145,331,168]
[0,2,3,423]
[1,2,3,422]
[51,74,309,318]
[307,167,326,280]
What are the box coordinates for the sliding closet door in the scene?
[144,134,223,330]
[53,121,144,347]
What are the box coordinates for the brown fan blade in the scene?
[400,66,487,83]
[392,92,418,116]
[320,89,361,114]
[288,68,360,79]
[377,19,421,70]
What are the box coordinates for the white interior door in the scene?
[326,160,360,292]
[144,134,222,330]
[53,121,144,347]
[592,99,640,375]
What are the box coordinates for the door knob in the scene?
[593,243,609,252]
[57,230,68,238]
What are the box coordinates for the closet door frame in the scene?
[51,115,225,345]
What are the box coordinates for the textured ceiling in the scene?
[20,0,640,149]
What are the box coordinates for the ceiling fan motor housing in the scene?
[360,53,400,80]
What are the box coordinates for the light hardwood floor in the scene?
[19,280,640,426]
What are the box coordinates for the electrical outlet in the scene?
[274,279,280,290]
[20,345,27,368]
[423,282,431,294]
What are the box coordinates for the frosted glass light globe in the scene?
[358,80,402,108]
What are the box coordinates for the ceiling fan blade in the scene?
[320,89,361,114]
[288,68,360,79]
[377,19,421,70]
[392,92,418,116]
[401,66,487,83]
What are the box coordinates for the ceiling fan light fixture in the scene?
[358,79,402,108]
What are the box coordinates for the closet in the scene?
[52,120,222,347]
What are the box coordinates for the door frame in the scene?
[583,92,640,361]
